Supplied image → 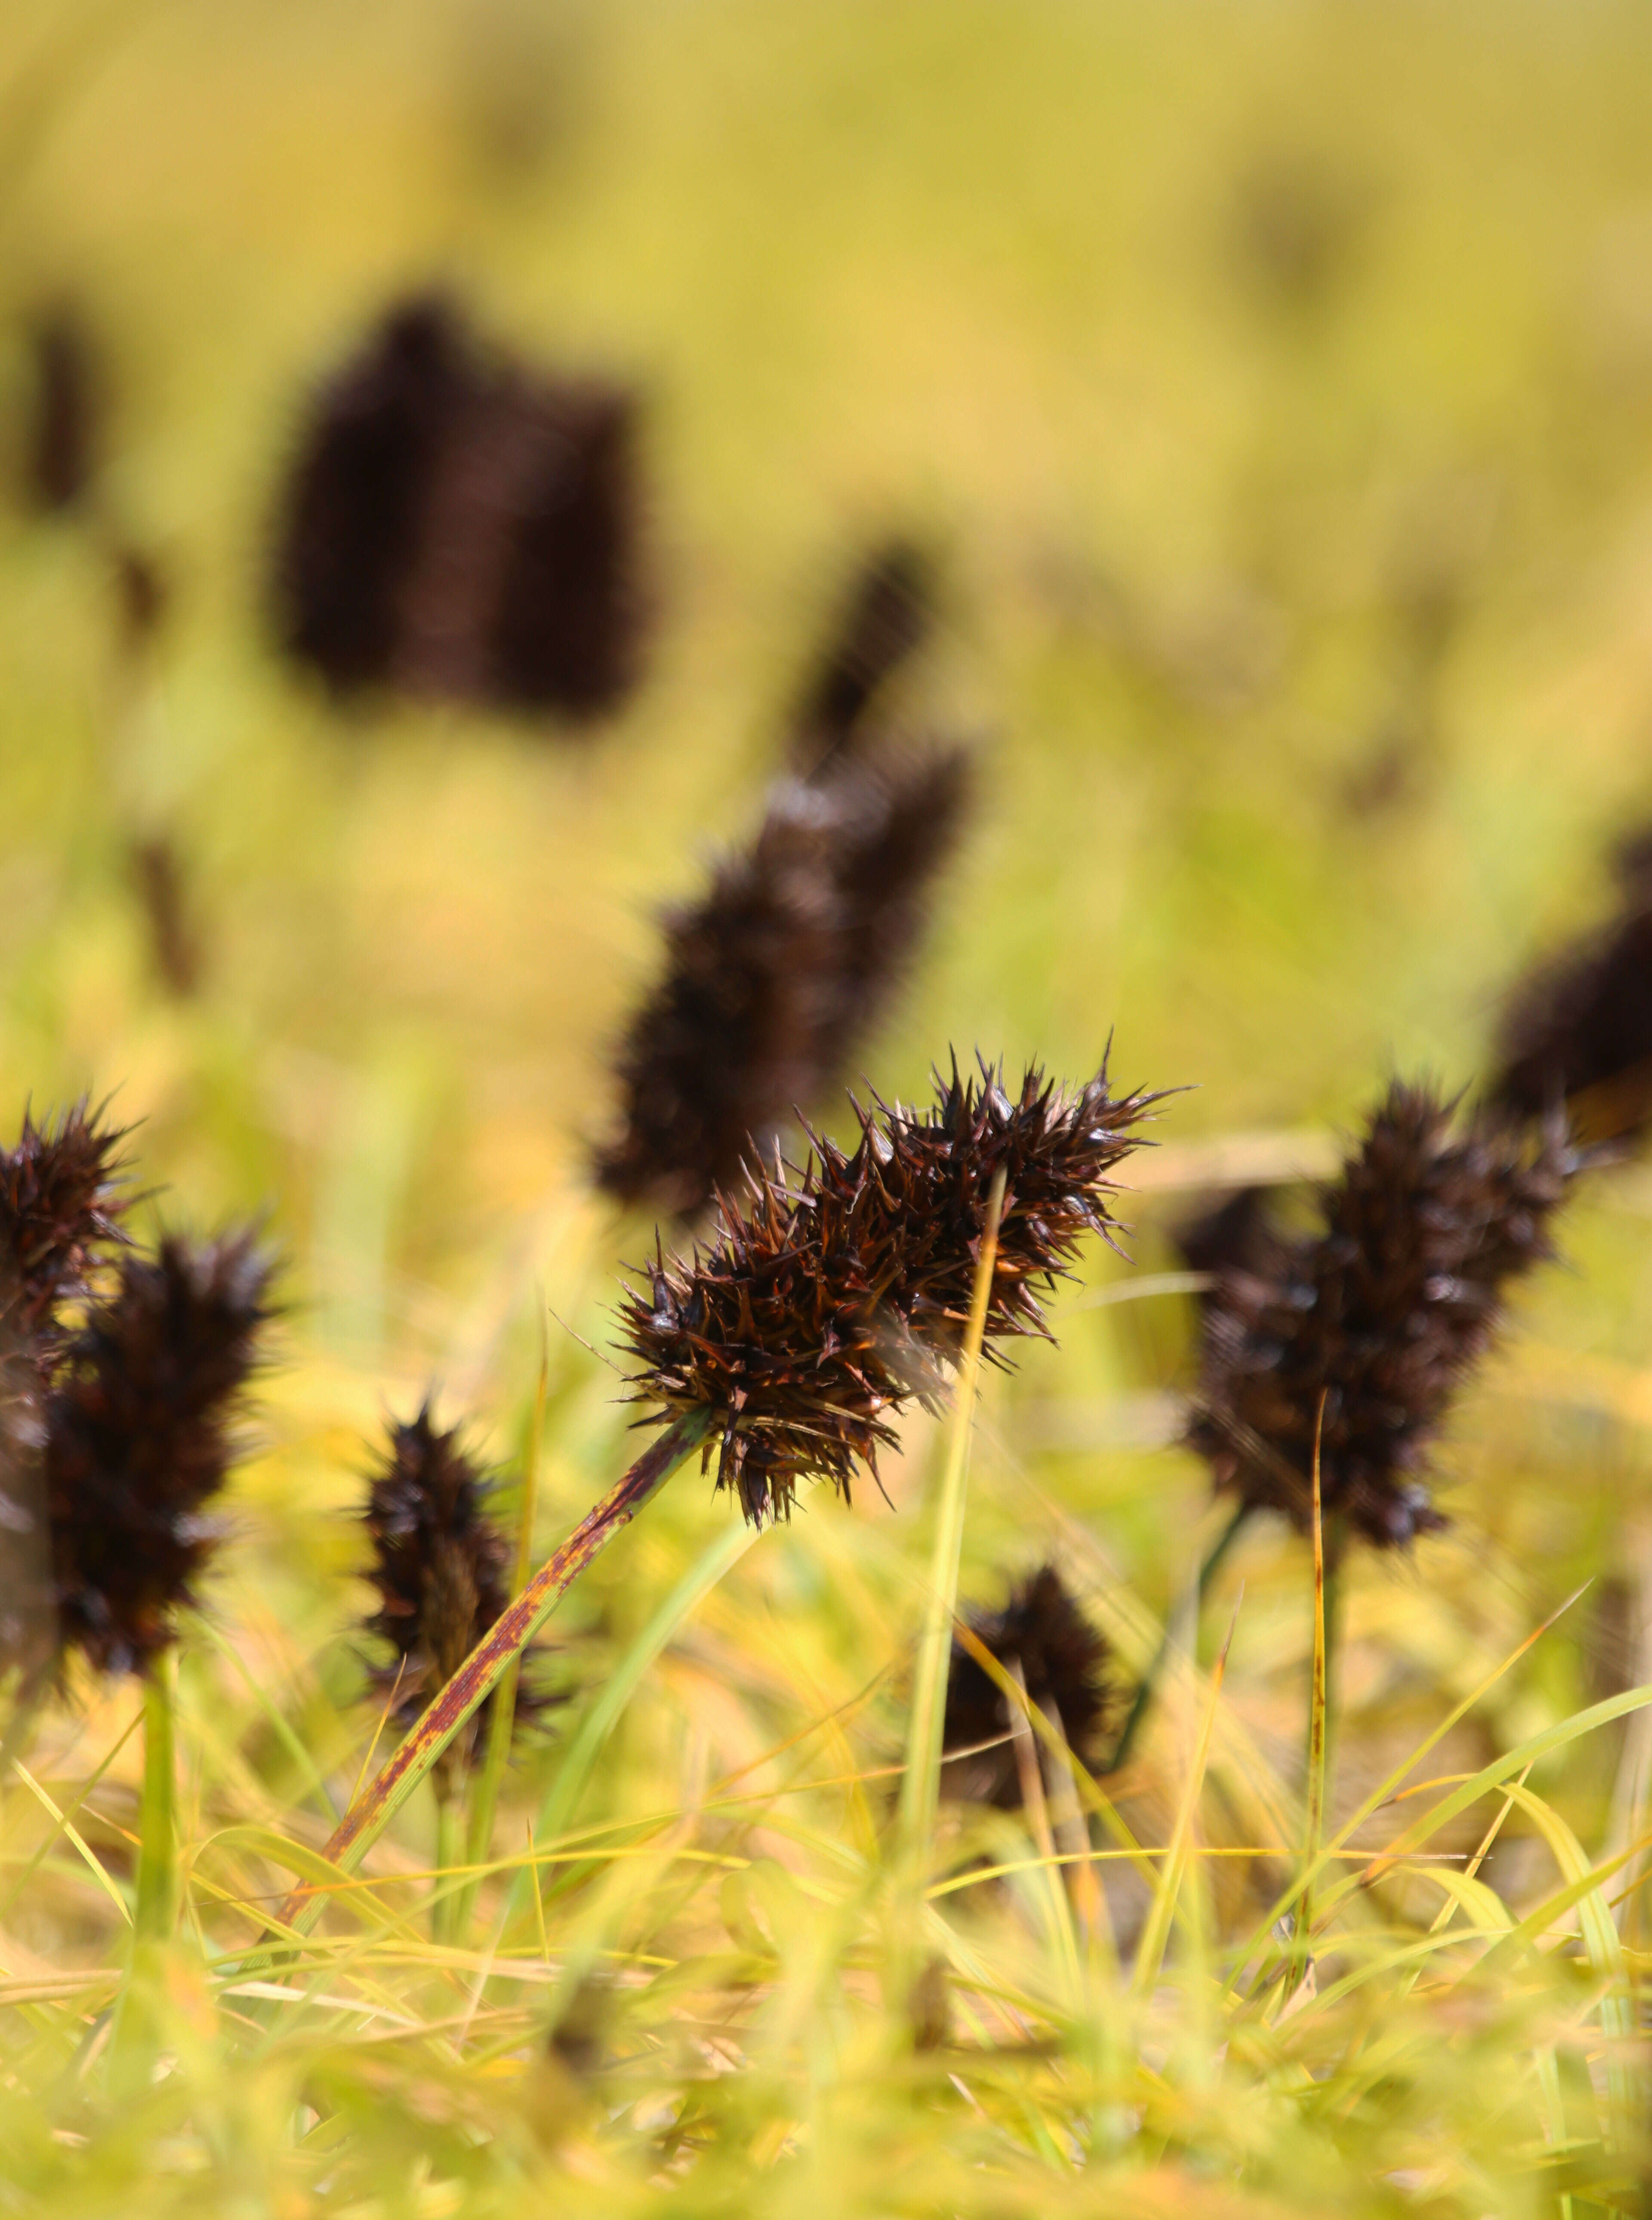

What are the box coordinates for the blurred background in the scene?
[9,0,1652,1869]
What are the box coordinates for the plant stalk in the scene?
[1110,1498,1250,1775]
[267,1407,712,1944]
[133,1651,178,1942]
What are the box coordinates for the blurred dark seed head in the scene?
[45,1232,274,1676]
[271,292,647,719]
[131,834,202,998]
[620,1055,1159,1525]
[0,1101,131,1345]
[24,305,98,514]
[906,1955,950,2053]
[546,1972,613,2080]
[594,746,971,1218]
[1189,1081,1574,1549]
[790,539,936,777]
[361,1404,515,1785]
[942,1562,1114,1808]
[1166,1184,1288,1292]
[271,293,474,695]
[1491,873,1652,1145]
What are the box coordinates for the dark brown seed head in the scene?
[1189,1081,1573,1548]
[791,539,936,777]
[595,748,971,1217]
[942,1562,1114,1807]
[361,1406,513,1780]
[1490,879,1652,1145]
[620,1055,1159,1524]
[0,1102,131,1345]
[271,293,647,720]
[1166,1184,1290,1292]
[45,1232,274,1675]
[25,305,98,514]
[271,294,472,694]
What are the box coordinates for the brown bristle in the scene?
[791,540,936,777]
[595,748,971,1217]
[1189,1082,1573,1548]
[620,1055,1160,1525]
[361,1406,516,1782]
[45,1232,274,1675]
[942,1562,1114,1807]
[271,293,648,720]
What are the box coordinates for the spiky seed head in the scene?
[791,539,936,777]
[0,1102,131,1344]
[620,1055,1160,1524]
[595,749,971,1217]
[45,1232,274,1675]
[361,1406,514,1785]
[1190,1081,1573,1548]
[1166,1184,1289,1292]
[942,1562,1114,1807]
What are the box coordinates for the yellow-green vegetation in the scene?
[6,2,1652,2212]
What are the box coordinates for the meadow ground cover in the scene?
[7,3,1652,2212]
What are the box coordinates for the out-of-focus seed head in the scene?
[791,539,936,777]
[620,1055,1159,1524]
[1491,882,1652,1146]
[24,305,98,514]
[361,1405,514,1784]
[595,749,971,1217]
[271,293,648,720]
[45,1232,274,1675]
[942,1562,1114,1807]
[1190,1082,1574,1548]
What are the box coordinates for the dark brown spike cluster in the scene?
[361,1406,515,1786]
[790,539,935,777]
[595,748,972,1216]
[1190,1082,1573,1548]
[0,1102,130,1343]
[620,1056,1159,1525]
[45,1233,274,1675]
[942,1563,1114,1807]
[1490,858,1652,1145]
[1166,1184,1289,1292]
[270,291,647,720]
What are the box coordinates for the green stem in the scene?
[895,1170,1005,1887]
[1110,1500,1250,1774]
[133,1652,177,1942]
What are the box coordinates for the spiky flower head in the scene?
[0,1101,130,1344]
[791,538,935,777]
[1190,1082,1573,1548]
[942,1562,1114,1807]
[361,1406,515,1786]
[1490,874,1652,1145]
[271,291,647,719]
[620,1055,1159,1524]
[595,747,971,1216]
[45,1233,274,1675]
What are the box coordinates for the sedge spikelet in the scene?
[45,1232,274,1674]
[1190,1081,1572,1548]
[942,1562,1114,1807]
[1490,869,1652,1144]
[361,1406,517,1785]
[620,1055,1159,1524]
[0,1101,130,1344]
[595,747,971,1215]
[271,292,647,718]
